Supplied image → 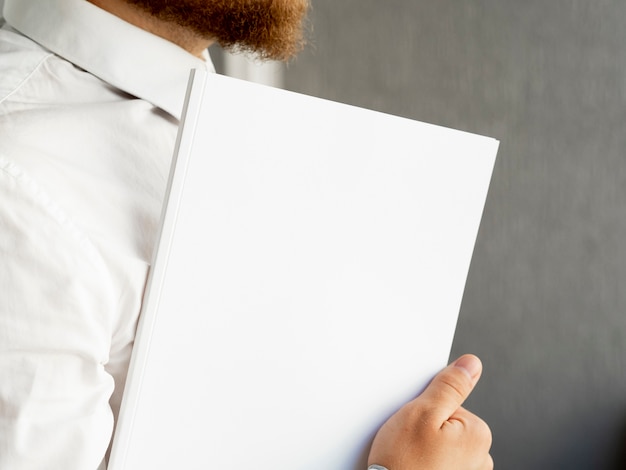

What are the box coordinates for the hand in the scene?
[367,354,493,470]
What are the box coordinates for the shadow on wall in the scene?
[550,407,626,470]
[612,415,626,470]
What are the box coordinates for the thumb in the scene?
[416,354,483,425]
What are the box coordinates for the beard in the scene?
[123,0,309,61]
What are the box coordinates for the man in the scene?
[0,0,492,468]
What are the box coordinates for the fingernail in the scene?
[454,355,482,380]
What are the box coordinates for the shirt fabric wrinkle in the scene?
[0,0,215,468]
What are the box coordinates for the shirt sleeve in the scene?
[0,160,118,469]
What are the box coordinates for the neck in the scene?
[86,0,213,57]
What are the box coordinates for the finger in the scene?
[416,354,483,424]
[444,405,475,427]
[442,407,492,455]
[452,408,493,449]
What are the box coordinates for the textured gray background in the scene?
[279,1,626,469]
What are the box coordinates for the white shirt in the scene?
[0,1,214,468]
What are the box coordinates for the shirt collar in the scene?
[3,0,214,119]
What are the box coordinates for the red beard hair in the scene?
[124,0,309,60]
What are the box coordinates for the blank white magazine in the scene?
[109,70,498,470]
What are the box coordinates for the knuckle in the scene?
[478,417,493,446]
[469,414,493,449]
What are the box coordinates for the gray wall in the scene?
[283,1,626,469]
